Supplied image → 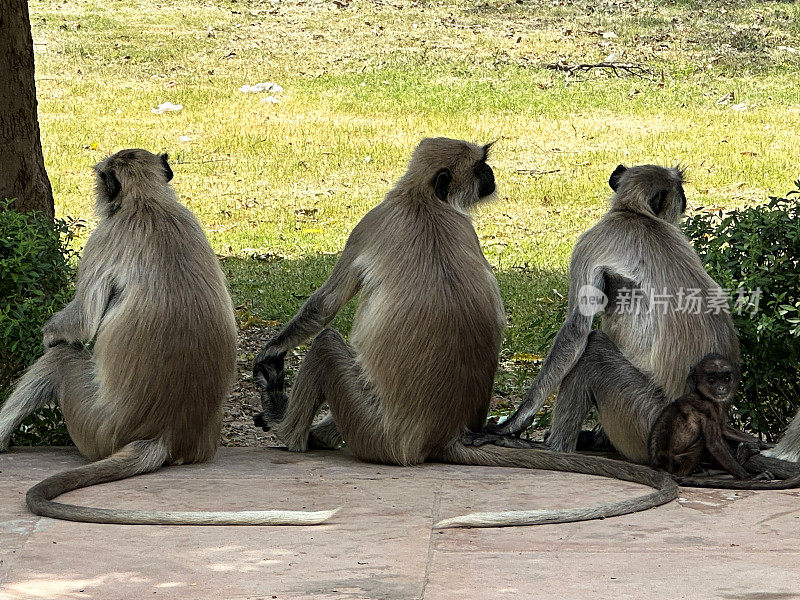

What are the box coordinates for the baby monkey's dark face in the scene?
[694,356,740,402]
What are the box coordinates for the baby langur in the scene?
[254,138,678,528]
[649,355,800,490]
[649,355,747,477]
[0,149,336,525]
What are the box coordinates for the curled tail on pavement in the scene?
[433,442,677,528]
[26,437,338,526]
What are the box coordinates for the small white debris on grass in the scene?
[239,82,284,93]
[730,103,749,111]
[261,96,281,104]
[601,31,618,39]
[152,102,183,114]
[716,92,734,105]
[778,46,798,54]
[179,135,192,142]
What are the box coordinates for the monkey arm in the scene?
[42,271,118,348]
[254,244,363,364]
[484,267,606,437]
[702,418,749,479]
[723,426,770,449]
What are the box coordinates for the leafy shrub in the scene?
[684,184,800,440]
[1,202,81,446]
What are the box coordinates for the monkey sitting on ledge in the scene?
[0,149,336,526]
[649,354,800,489]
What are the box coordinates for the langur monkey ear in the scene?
[433,168,451,202]
[160,153,174,182]
[609,164,627,191]
[648,189,668,216]
[98,169,121,202]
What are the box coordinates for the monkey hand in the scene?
[253,349,289,430]
[483,412,532,436]
[253,349,287,391]
[748,471,775,482]
[42,317,81,350]
[736,442,761,465]
[461,431,542,449]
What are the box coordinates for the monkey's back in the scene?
[574,212,739,400]
[78,199,237,463]
[349,201,505,465]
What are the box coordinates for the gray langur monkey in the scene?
[469,164,741,465]
[252,138,678,529]
[0,149,336,526]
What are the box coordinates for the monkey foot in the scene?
[461,431,501,446]
[460,431,543,449]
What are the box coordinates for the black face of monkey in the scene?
[692,356,740,402]
[417,138,496,207]
[432,159,495,202]
[474,160,496,198]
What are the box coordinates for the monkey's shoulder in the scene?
[669,393,721,419]
[576,211,687,257]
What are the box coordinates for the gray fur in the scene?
[763,411,800,462]
[254,140,677,528]
[484,164,739,466]
[0,149,337,526]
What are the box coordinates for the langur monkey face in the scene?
[691,355,740,402]
[409,138,496,212]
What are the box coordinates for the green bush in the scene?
[684,184,800,440]
[1,202,81,446]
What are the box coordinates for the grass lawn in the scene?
[29,0,800,412]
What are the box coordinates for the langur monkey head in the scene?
[93,149,175,217]
[396,137,497,212]
[608,163,687,225]
[689,354,740,403]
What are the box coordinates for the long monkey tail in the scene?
[433,442,678,528]
[26,439,339,525]
[675,453,800,490]
[675,473,800,490]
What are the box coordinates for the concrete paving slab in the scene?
[423,549,800,600]
[1,447,799,600]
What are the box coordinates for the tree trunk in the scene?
[0,0,54,217]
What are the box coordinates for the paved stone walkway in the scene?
[1,447,799,599]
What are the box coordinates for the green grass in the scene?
[29,0,800,402]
